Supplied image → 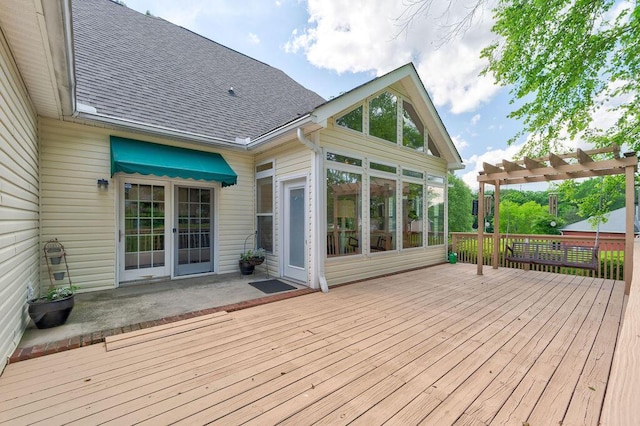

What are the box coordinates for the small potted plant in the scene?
[239,250,255,275]
[27,285,77,329]
[239,248,266,275]
[248,248,266,266]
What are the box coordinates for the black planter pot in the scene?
[27,295,74,329]
[239,261,255,275]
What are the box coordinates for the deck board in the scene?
[0,264,625,425]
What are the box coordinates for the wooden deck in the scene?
[0,263,626,425]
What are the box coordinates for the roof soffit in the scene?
[0,0,67,118]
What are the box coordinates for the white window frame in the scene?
[426,174,446,247]
[401,171,426,250]
[256,160,275,254]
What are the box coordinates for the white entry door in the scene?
[120,180,169,281]
[283,179,307,283]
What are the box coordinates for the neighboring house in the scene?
[560,207,640,246]
[0,0,462,368]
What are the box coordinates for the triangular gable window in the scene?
[402,101,424,151]
[336,106,363,132]
[333,89,440,158]
[369,91,397,144]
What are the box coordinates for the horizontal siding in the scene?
[0,29,39,371]
[39,118,256,286]
[214,149,254,273]
[325,247,446,285]
[40,119,115,292]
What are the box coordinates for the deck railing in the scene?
[450,232,625,281]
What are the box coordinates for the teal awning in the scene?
[110,136,237,187]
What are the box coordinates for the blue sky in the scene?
[122,0,533,190]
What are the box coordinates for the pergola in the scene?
[476,145,638,294]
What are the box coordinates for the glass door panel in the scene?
[121,182,168,281]
[175,186,213,275]
[284,180,307,283]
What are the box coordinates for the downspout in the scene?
[297,128,329,293]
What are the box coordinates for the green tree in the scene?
[532,213,564,235]
[499,200,548,234]
[448,174,474,232]
[555,175,626,226]
[369,92,398,143]
[500,189,550,206]
[482,0,639,156]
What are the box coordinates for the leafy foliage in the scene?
[369,92,398,143]
[448,174,474,232]
[44,286,77,301]
[555,175,626,226]
[482,0,640,156]
[499,200,549,234]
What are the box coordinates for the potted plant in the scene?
[239,248,266,275]
[248,248,266,265]
[28,239,76,329]
[27,285,77,329]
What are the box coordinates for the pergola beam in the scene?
[502,159,524,172]
[483,162,503,174]
[576,148,593,164]
[478,156,637,183]
[493,144,620,169]
[524,157,545,169]
[549,153,570,168]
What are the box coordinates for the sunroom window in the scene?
[402,101,424,151]
[369,177,396,251]
[427,180,445,246]
[369,91,397,143]
[403,182,424,248]
[326,169,362,257]
[336,106,363,132]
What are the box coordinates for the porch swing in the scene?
[505,181,601,271]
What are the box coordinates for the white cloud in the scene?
[452,134,470,152]
[275,0,282,6]
[285,0,501,114]
[248,32,261,44]
[471,114,481,125]
[459,143,523,190]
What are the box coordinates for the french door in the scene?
[283,179,307,282]
[175,186,214,275]
[119,180,215,282]
[120,180,169,281]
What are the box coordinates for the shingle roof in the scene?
[72,0,325,142]
[560,207,639,234]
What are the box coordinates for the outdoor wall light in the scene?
[97,178,109,189]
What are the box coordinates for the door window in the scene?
[124,183,165,270]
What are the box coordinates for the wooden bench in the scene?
[506,241,599,271]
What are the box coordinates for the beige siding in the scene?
[214,149,254,272]
[320,123,448,286]
[256,140,314,281]
[39,119,255,289]
[0,29,39,369]
[40,119,115,291]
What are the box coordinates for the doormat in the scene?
[249,279,297,294]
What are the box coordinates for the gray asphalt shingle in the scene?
[72,0,326,142]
